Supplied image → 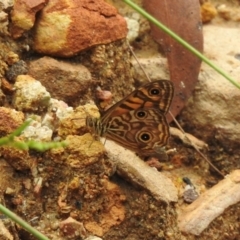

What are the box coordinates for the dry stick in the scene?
[169,111,224,177]
[127,41,225,178]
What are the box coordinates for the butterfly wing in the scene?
[101,80,174,123]
[89,80,174,155]
[104,108,170,155]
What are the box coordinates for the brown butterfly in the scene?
[86,80,174,156]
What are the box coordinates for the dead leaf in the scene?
[143,0,203,120]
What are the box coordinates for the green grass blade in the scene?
[123,0,240,89]
[0,120,67,150]
[0,204,50,240]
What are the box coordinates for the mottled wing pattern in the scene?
[101,80,174,123]
[104,108,170,155]
[87,80,174,155]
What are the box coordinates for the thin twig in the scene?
[126,41,151,82]
[169,111,224,177]
[127,41,224,178]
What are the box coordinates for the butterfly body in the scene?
[86,80,174,155]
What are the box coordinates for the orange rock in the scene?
[1,78,14,95]
[84,179,125,236]
[201,2,217,23]
[0,107,24,135]
[59,217,87,239]
[34,0,127,57]
[10,0,48,38]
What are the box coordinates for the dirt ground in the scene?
[0,0,240,240]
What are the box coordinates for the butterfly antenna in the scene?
[127,40,224,178]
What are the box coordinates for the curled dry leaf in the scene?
[143,0,203,120]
